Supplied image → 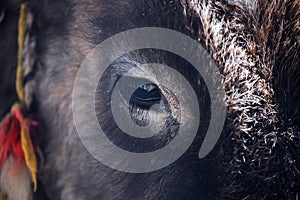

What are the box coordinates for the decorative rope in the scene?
[0,3,42,199]
[16,3,38,192]
[16,3,27,102]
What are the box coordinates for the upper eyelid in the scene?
[112,60,153,80]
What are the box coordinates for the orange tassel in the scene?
[0,103,42,192]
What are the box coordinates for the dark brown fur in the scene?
[0,0,299,199]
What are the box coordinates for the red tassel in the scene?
[0,107,24,171]
[0,103,43,191]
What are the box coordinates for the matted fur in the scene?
[182,0,299,199]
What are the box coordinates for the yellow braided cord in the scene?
[16,3,27,102]
[17,3,38,192]
[20,120,38,192]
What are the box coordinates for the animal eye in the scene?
[129,83,162,110]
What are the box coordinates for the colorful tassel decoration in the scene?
[0,103,43,200]
[0,3,43,200]
[0,104,40,191]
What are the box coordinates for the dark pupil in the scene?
[129,83,161,110]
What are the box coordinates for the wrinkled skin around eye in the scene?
[24,1,217,199]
